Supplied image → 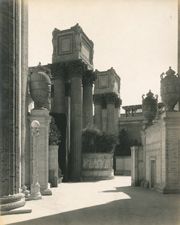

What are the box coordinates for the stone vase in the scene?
[142,90,158,124]
[160,67,180,111]
[29,63,51,110]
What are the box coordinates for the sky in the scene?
[28,0,178,107]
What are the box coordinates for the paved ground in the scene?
[1,176,180,225]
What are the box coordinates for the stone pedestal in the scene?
[29,109,52,195]
[49,145,59,187]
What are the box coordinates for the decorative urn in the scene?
[142,90,158,124]
[160,67,180,111]
[29,63,51,110]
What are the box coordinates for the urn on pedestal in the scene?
[29,63,51,110]
[142,90,158,124]
[160,67,180,111]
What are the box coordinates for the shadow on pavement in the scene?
[9,186,180,225]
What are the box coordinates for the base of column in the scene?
[21,185,30,199]
[0,193,26,212]
[1,206,32,215]
[28,182,42,200]
[41,184,52,195]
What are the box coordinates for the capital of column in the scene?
[93,94,102,105]
[49,62,67,79]
[115,98,122,108]
[104,93,118,104]
[67,60,87,79]
[82,70,97,87]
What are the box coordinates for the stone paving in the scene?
[1,176,180,225]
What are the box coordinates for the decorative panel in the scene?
[58,35,73,55]
[98,74,109,89]
[81,43,90,60]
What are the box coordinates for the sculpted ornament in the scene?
[29,63,51,110]
[160,67,180,111]
[142,90,158,124]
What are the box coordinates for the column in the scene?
[21,0,29,195]
[93,94,102,130]
[65,81,71,181]
[114,98,122,135]
[50,63,68,180]
[106,93,117,134]
[50,63,66,114]
[82,70,95,128]
[69,62,84,181]
[0,0,30,213]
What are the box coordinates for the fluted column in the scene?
[93,94,102,130]
[0,0,30,213]
[69,62,84,181]
[21,0,29,195]
[106,93,117,134]
[82,70,96,128]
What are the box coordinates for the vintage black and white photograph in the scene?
[0,0,180,224]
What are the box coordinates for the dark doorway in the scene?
[50,112,68,181]
[150,160,156,188]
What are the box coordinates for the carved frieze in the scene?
[82,153,113,170]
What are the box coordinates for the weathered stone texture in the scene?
[141,112,180,193]
[70,71,83,181]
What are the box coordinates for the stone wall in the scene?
[141,112,180,193]
[114,156,131,175]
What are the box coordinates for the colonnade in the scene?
[50,60,96,181]
[93,93,121,134]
